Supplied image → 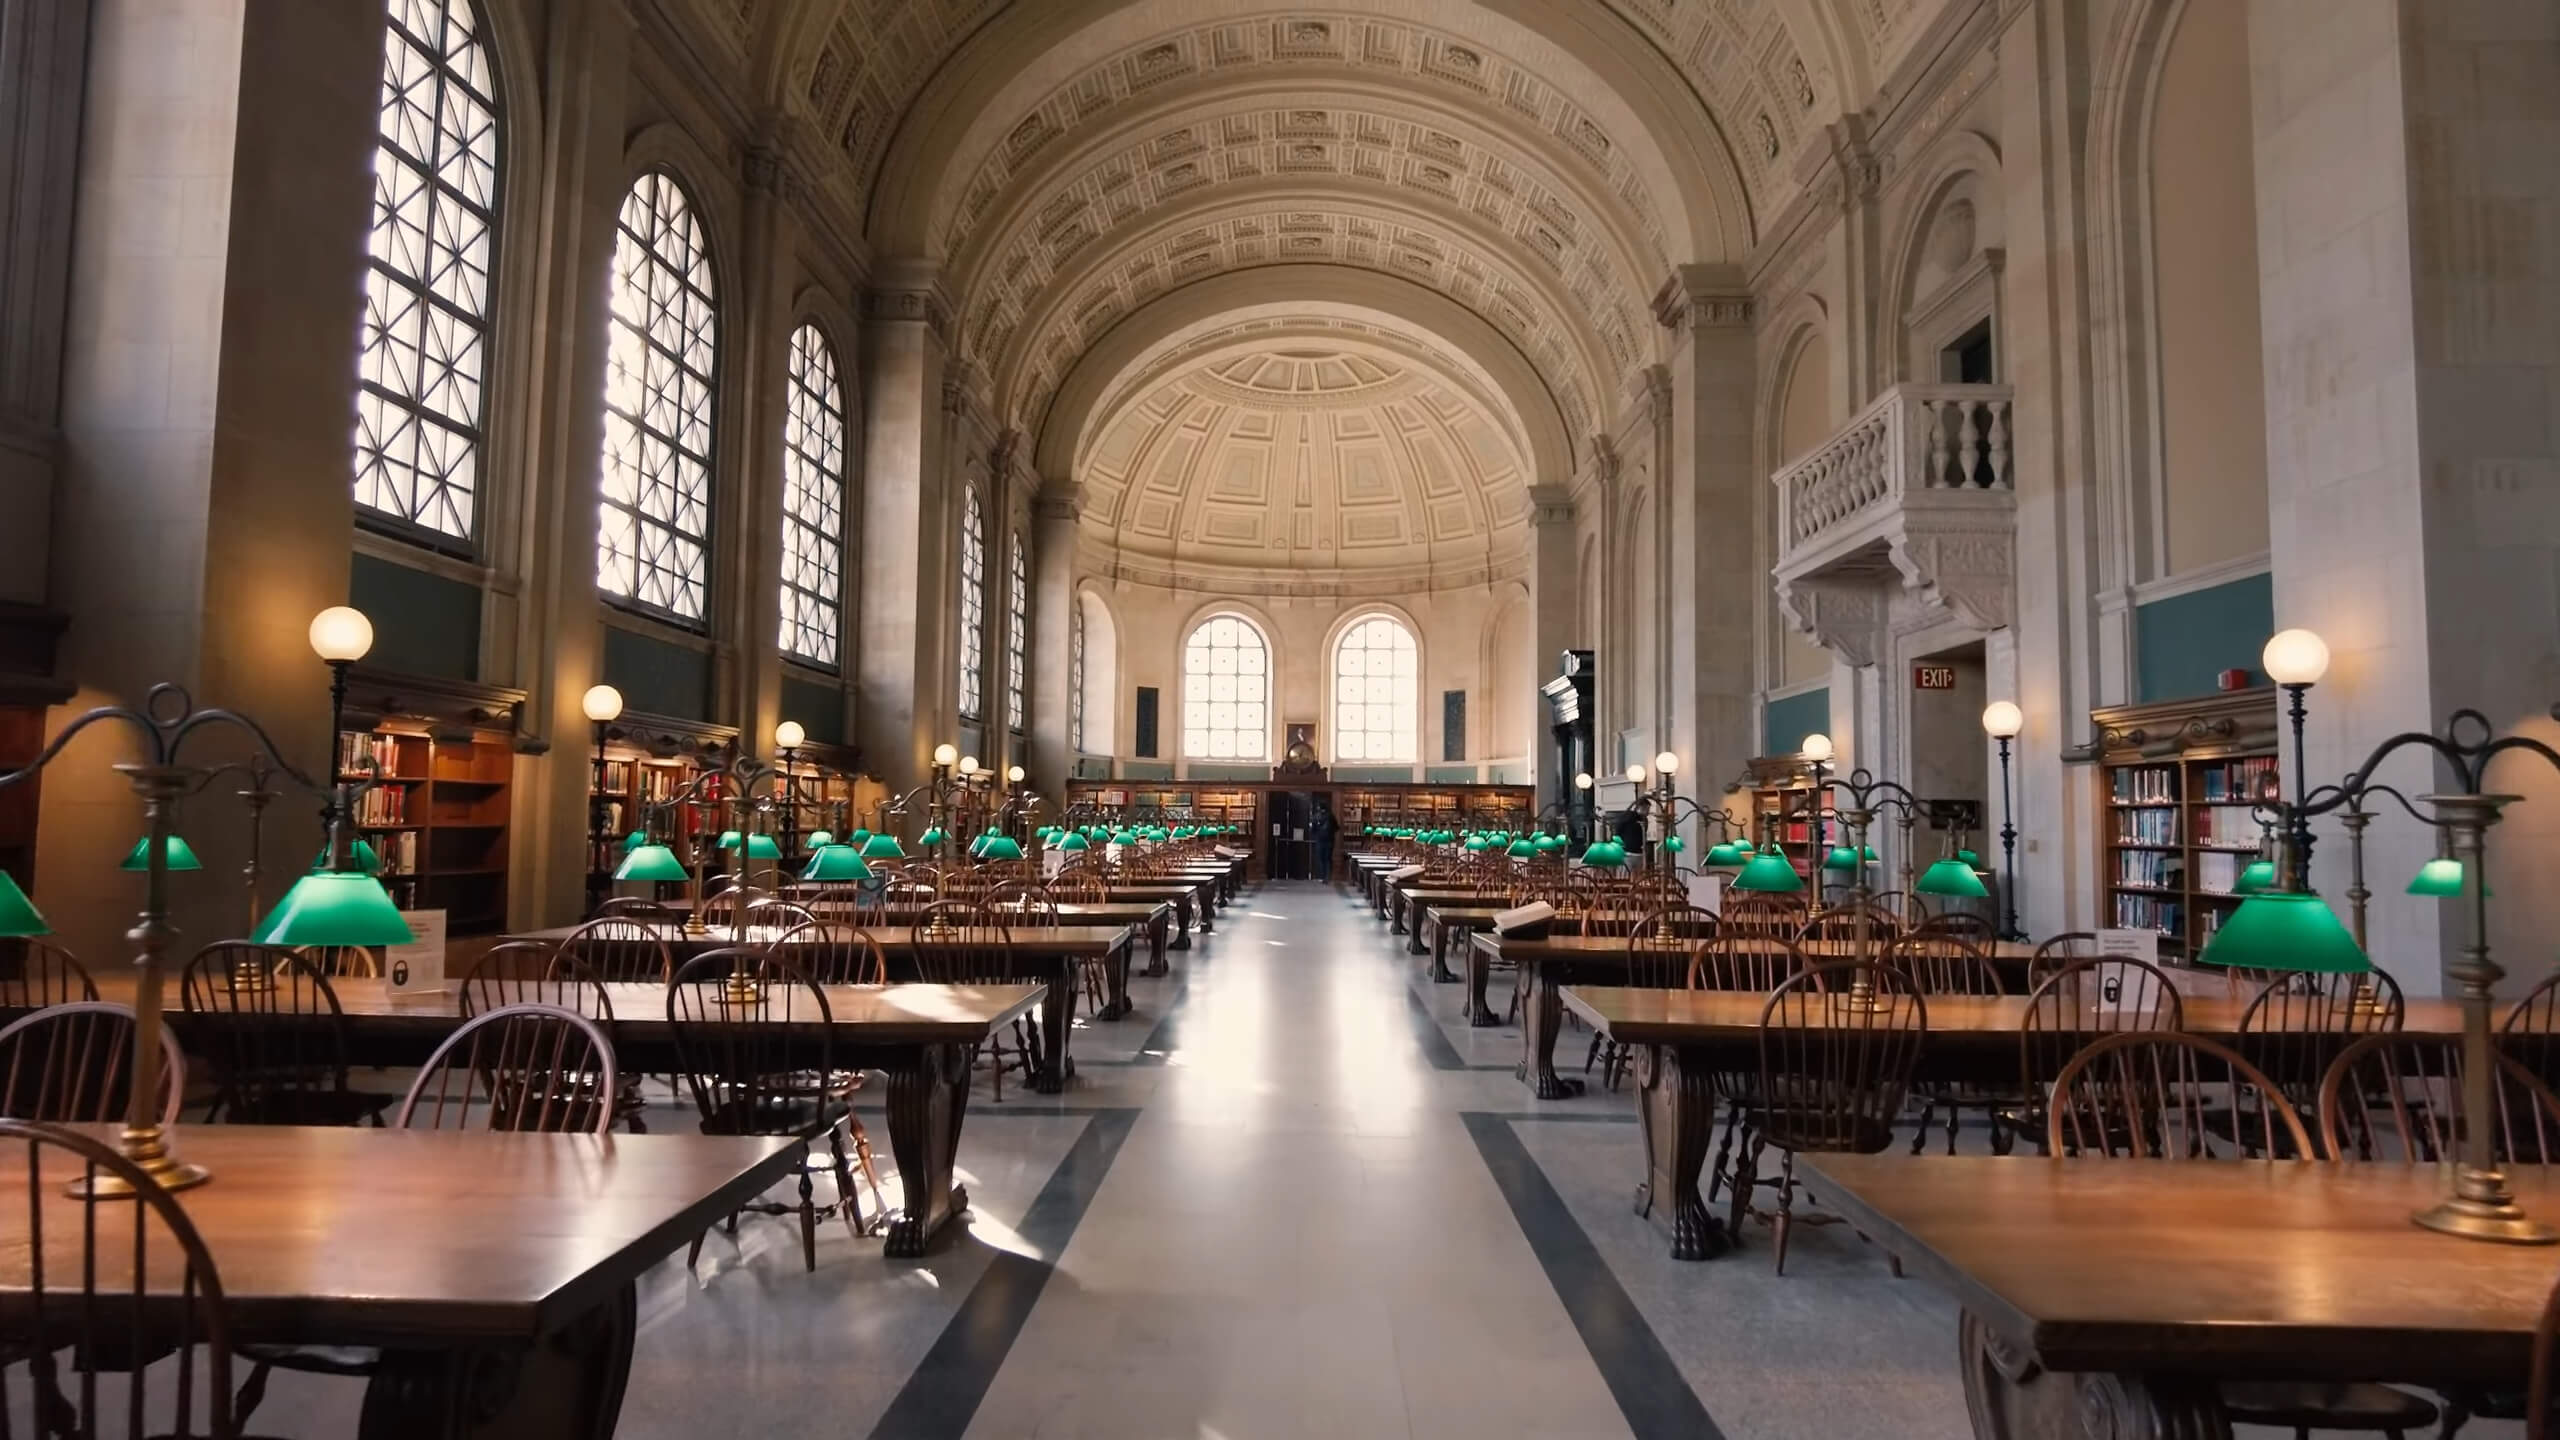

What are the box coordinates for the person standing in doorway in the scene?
[1312,802,1336,884]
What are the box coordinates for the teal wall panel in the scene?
[1424,764,1479,784]
[349,553,478,682]
[602,625,710,721]
[2136,573,2273,702]
[1332,764,1415,784]
[1763,688,1829,755]
[1120,760,1174,780]
[779,675,843,747]
[1185,762,1267,782]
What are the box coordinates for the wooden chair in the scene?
[2317,1031,2560,1168]
[1999,956,2184,1154]
[397,1003,619,1136]
[293,945,379,978]
[1585,912,1709,1091]
[2529,1270,2560,1440]
[455,943,640,1133]
[1913,910,1998,944]
[1794,902,1906,950]
[591,895,682,922]
[1888,930,2007,996]
[2501,971,2560,1096]
[748,897,819,931]
[777,919,887,986]
[2046,1031,2310,1159]
[181,944,392,1127]
[0,938,94,1010]
[0,1001,187,1125]
[557,916,674,984]
[696,885,765,935]
[1047,869,1107,906]
[665,950,867,1270]
[2236,968,2406,1133]
[2027,931,2102,986]
[1729,961,1928,1274]
[910,903,1033,1099]
[1718,893,1807,943]
[0,1120,234,1440]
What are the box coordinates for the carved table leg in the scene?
[1391,891,1407,934]
[1635,1044,1731,1260]
[1957,1310,2232,1440]
[1465,940,1502,1026]
[1169,896,1193,951]
[1030,960,1076,1093]
[1141,915,1169,977]
[1514,960,1581,1098]
[882,1042,973,1258]
[359,1282,637,1440]
[1429,921,1460,982]
[1095,938,1135,1021]
[1195,887,1215,932]
[1409,910,1432,956]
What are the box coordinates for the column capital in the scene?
[1652,262,1753,336]
[1527,484,1577,528]
[864,260,952,342]
[1035,479,1084,521]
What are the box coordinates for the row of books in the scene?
[2114,851,2182,888]
[2110,765,2178,804]
[355,827,420,875]
[352,786,409,826]
[2193,850,2249,896]
[2191,804,2264,845]
[2111,893,2184,936]
[2198,756,2280,803]
[336,733,406,777]
[2113,808,2179,844]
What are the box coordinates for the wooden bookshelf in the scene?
[2087,688,2282,962]
[582,711,741,902]
[337,719,521,937]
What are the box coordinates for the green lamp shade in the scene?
[1732,850,1806,893]
[1664,835,1686,854]
[742,833,782,860]
[805,830,834,849]
[965,833,988,858]
[1915,858,1990,898]
[1536,835,1566,853]
[1823,845,1859,872]
[2408,857,2490,898]
[1506,839,1539,858]
[1955,848,1982,866]
[802,845,873,882]
[980,835,1025,862]
[304,838,382,876]
[1579,840,1626,869]
[0,871,50,936]
[615,842,689,882]
[1060,832,1091,852]
[860,833,906,860]
[919,826,948,847]
[2233,859,2277,896]
[1704,840,1749,868]
[2197,890,2370,974]
[851,829,872,845]
[623,831,648,852]
[716,829,743,851]
[121,835,204,873]
[1463,837,1489,852]
[252,871,415,947]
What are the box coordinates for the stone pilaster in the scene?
[1026,478,1081,797]
[730,136,800,760]
[1656,265,1759,844]
[857,265,953,797]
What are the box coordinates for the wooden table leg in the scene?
[1195,885,1216,932]
[1513,960,1581,1098]
[1956,1310,2232,1440]
[881,1042,972,1258]
[1096,938,1135,1020]
[1408,909,1431,956]
[1030,962,1077,1094]
[1391,891,1408,934]
[1633,1044,1731,1261]
[360,1282,638,1439]
[1169,896,1194,950]
[1141,914,1169,977]
[1465,940,1502,1027]
[1427,919,1457,979]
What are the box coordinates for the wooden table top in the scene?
[0,1126,804,1346]
[1560,984,2467,1043]
[1796,1154,2560,1384]
[1478,931,2039,963]
[505,921,1134,955]
[101,974,1049,1043]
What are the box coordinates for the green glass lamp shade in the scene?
[2234,859,2277,896]
[1915,857,1990,898]
[1463,837,1489,852]
[615,842,690,882]
[1955,848,1982,866]
[0,871,50,936]
[980,835,1025,862]
[860,833,906,860]
[1823,845,1859,872]
[965,833,988,858]
[851,829,872,845]
[1506,839,1539,858]
[805,830,834,849]
[2407,857,2490,898]
[623,830,648,852]
[742,833,782,860]
[2197,890,2370,974]
[1703,840,1749,868]
[121,835,204,872]
[1732,850,1807,893]
[716,830,743,851]
[1060,832,1091,852]
[1579,840,1626,869]
[1537,835,1566,853]
[1664,835,1686,854]
[918,826,949,848]
[802,845,873,882]
[303,838,382,876]
[252,871,415,947]
[1109,830,1135,845]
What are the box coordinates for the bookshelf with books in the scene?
[583,713,739,892]
[2086,689,2282,962]
[333,670,529,938]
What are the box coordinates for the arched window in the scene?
[1182,614,1269,761]
[354,0,501,546]
[1069,595,1086,752]
[1005,532,1028,731]
[596,170,716,626]
[1333,614,1419,763]
[957,488,986,718]
[778,323,845,667]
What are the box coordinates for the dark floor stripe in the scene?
[1461,1112,1727,1440]
[866,1107,1142,1440]
[1403,984,1467,1070]
[1466,1110,1642,1124]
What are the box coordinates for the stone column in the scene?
[1027,479,1080,797]
[1527,483,1578,806]
[856,265,952,798]
[728,139,800,761]
[1657,266,1760,843]
[2249,0,2560,994]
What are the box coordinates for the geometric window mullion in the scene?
[778,323,845,668]
[594,170,717,629]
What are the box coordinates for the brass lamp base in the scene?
[721,973,765,1005]
[2414,1192,2560,1246]
[68,1126,210,1199]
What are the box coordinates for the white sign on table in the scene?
[2095,928,2158,963]
[386,908,448,994]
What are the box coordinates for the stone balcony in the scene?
[1770,383,2016,665]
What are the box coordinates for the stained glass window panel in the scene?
[595,170,716,626]
[1181,615,1269,760]
[778,323,845,667]
[354,0,501,545]
[958,489,986,718]
[1333,615,1419,762]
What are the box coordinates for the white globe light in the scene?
[580,684,624,723]
[1981,700,2024,739]
[1800,732,1834,763]
[1007,764,1025,783]
[1653,751,1680,776]
[932,743,959,768]
[2262,628,2331,687]
[308,606,374,664]
[1574,772,1594,790]
[773,720,806,750]
[959,755,979,776]
[1625,763,1648,784]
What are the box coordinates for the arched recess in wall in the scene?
[1615,483,1654,742]
[1321,604,1425,767]
[1760,308,1839,691]
[1176,601,1279,764]
[1483,584,1533,767]
[1075,584,1118,756]
[1878,131,2005,385]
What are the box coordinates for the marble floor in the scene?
[252,880,2524,1438]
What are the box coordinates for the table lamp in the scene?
[1732,847,1806,894]
[616,842,689,882]
[120,836,203,872]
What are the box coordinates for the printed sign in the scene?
[385,908,448,995]
[2095,928,2158,963]
[1913,664,1958,690]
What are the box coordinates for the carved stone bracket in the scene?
[1776,574,1891,668]
[1890,500,2016,632]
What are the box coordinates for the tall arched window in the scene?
[1182,614,1269,760]
[1069,595,1086,752]
[596,170,716,626]
[957,488,986,718]
[1333,614,1419,763]
[354,0,501,546]
[1005,532,1028,730]
[778,323,845,667]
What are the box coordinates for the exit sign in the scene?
[1913,664,1958,690]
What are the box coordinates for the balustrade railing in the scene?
[1773,383,2014,558]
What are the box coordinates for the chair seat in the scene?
[2221,1380,2439,1430]
[1754,1108,1898,1154]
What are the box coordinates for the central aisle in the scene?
[956,881,1634,1439]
